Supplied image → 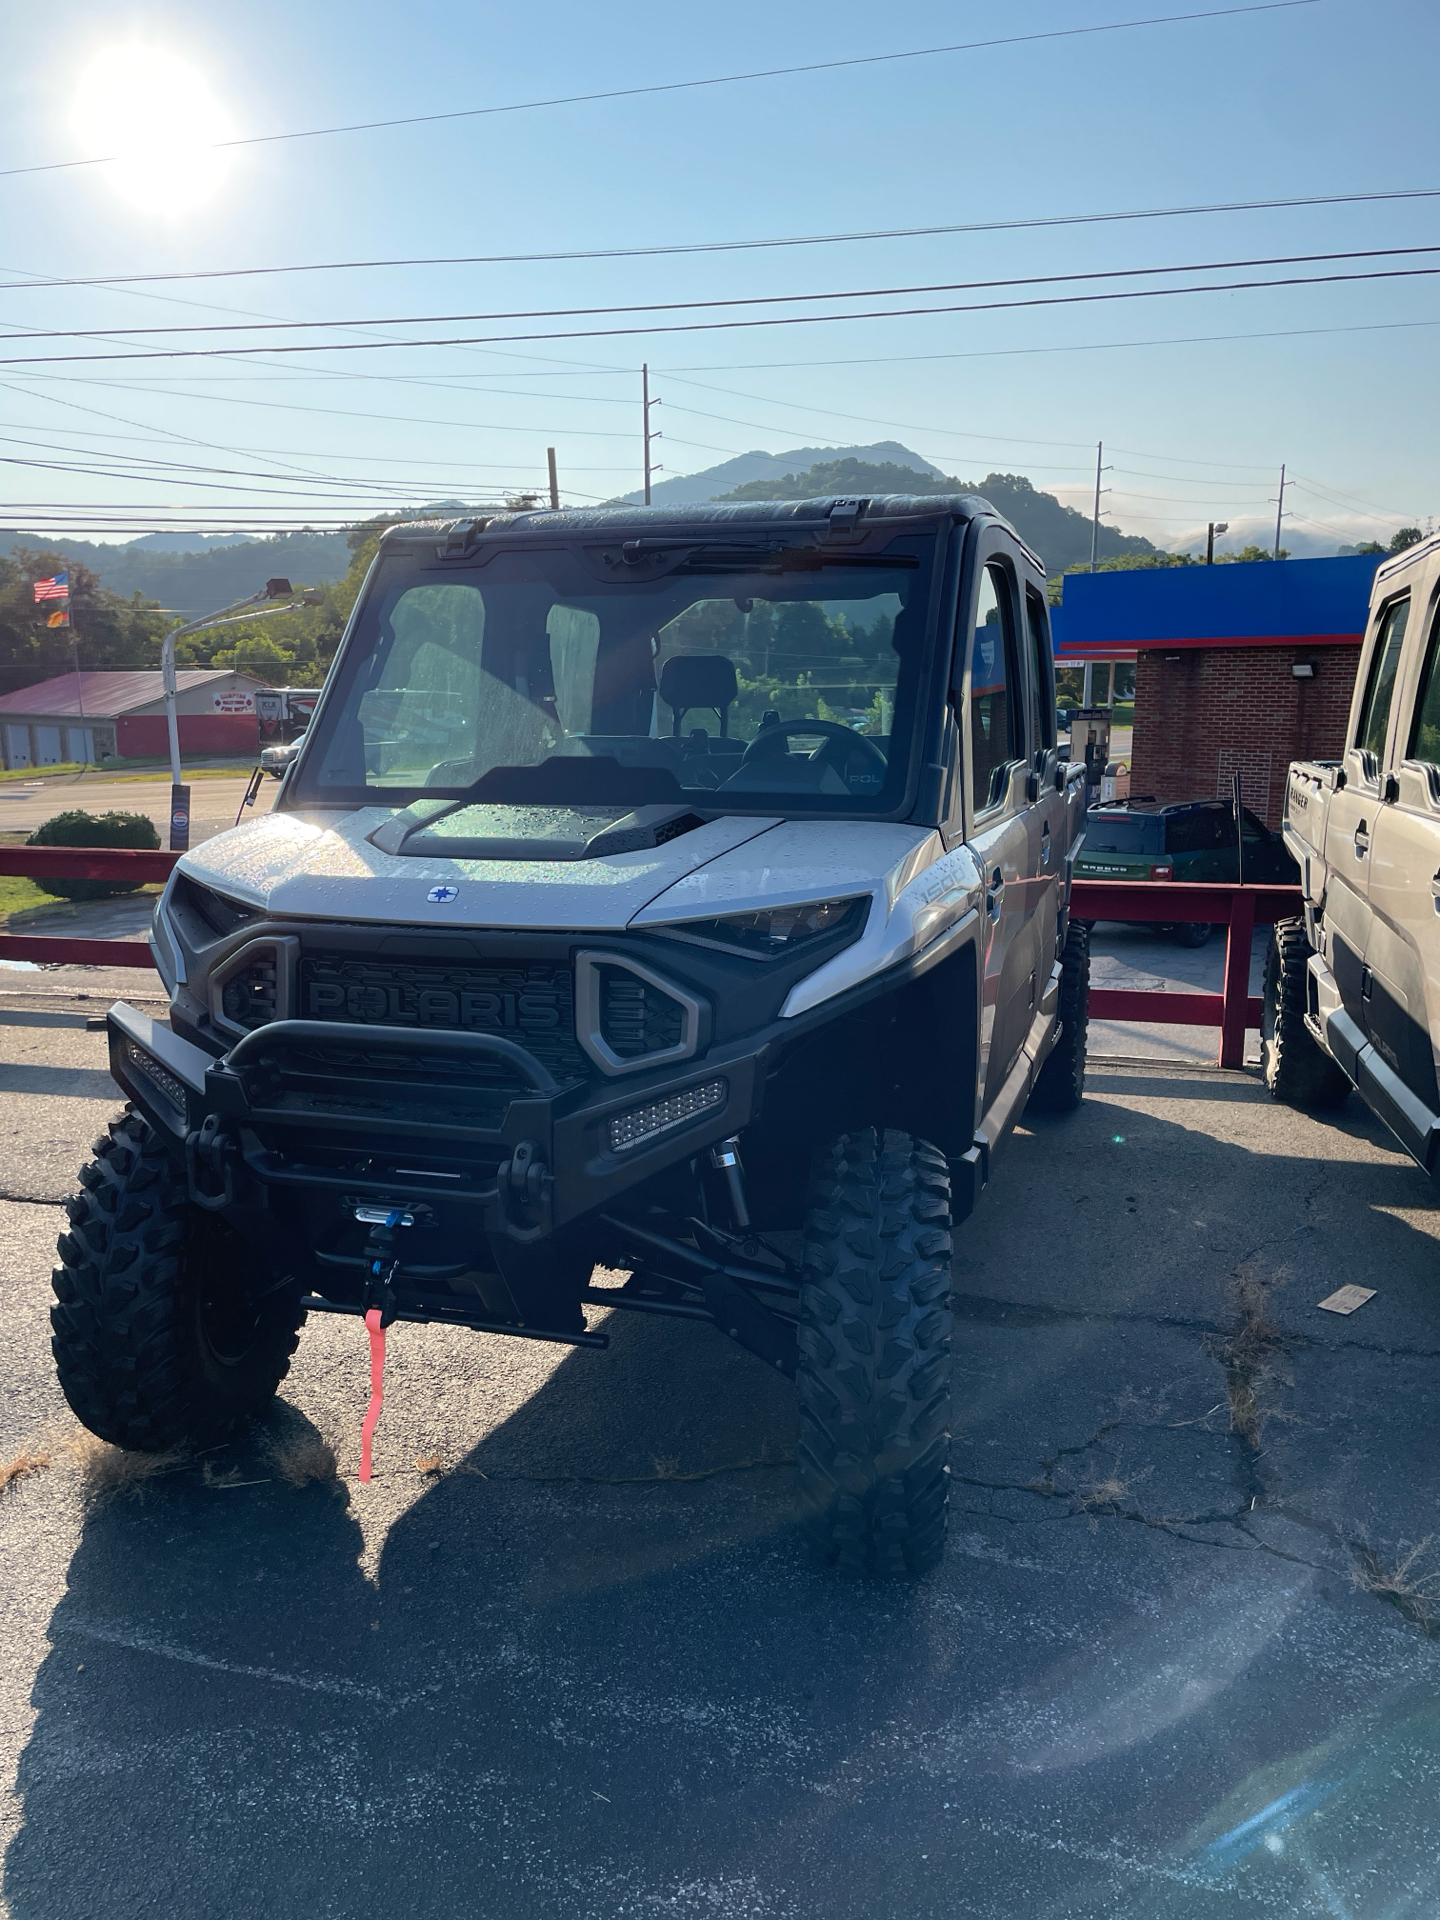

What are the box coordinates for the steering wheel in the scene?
[740,718,889,785]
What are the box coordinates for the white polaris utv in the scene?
[55,494,1090,1576]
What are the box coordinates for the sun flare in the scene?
[72,45,233,214]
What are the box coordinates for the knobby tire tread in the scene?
[1262,919,1351,1109]
[51,1111,303,1451]
[1028,918,1090,1115]
[797,1127,954,1578]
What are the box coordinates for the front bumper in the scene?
[107,1001,764,1247]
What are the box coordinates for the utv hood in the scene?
[174,807,786,933]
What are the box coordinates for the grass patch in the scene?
[0,1446,50,1493]
[0,763,88,784]
[1212,1267,1288,1450]
[0,759,258,785]
[261,1427,340,1489]
[1353,1538,1440,1633]
[60,1427,186,1500]
[0,877,162,924]
[0,876,53,919]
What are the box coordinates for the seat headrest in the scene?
[659,653,738,713]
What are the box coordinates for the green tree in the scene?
[1390,527,1423,553]
[717,461,1160,574]
[0,550,168,695]
[208,632,298,682]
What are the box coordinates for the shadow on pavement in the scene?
[9,1089,1440,1919]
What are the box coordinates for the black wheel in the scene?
[797,1128,954,1577]
[1028,918,1091,1114]
[1174,920,1213,948]
[1261,920,1351,1109]
[52,1112,304,1451]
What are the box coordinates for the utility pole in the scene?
[72,632,87,767]
[1206,520,1229,565]
[1089,441,1110,570]
[642,364,662,506]
[546,446,560,511]
[1272,463,1288,560]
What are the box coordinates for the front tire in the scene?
[1028,918,1091,1114]
[52,1112,304,1451]
[797,1129,954,1577]
[1261,920,1351,1109]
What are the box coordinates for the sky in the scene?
[0,0,1437,560]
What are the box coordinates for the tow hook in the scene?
[355,1205,411,1483]
[185,1115,236,1211]
[356,1204,410,1329]
[497,1139,553,1240]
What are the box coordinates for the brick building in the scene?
[1051,555,1382,826]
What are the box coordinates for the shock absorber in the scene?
[708,1135,751,1231]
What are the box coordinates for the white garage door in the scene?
[4,725,30,768]
[63,727,93,763]
[34,726,62,765]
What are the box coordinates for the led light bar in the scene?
[125,1041,187,1113]
[607,1079,727,1154]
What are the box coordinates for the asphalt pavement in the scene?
[0,768,271,846]
[2,982,1440,1918]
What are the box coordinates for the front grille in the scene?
[297,954,588,1083]
[598,965,687,1059]
[174,875,258,939]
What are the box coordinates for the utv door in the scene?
[1363,590,1440,1129]
[1325,592,1410,1030]
[960,548,1038,1110]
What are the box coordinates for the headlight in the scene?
[656,896,870,959]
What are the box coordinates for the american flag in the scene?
[33,572,68,603]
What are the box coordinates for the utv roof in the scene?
[377,492,1042,570]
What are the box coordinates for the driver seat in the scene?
[659,654,738,738]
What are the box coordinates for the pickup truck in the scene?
[1267,530,1440,1169]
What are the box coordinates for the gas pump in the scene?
[1068,706,1112,803]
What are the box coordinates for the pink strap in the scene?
[358,1307,386,1484]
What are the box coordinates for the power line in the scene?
[6,261,1439,367]
[2,182,1430,294]
[8,244,1428,346]
[0,3,1317,183]
[653,313,1440,378]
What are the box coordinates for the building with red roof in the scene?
[0,669,268,769]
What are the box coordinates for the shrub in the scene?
[27,809,161,900]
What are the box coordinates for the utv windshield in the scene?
[295,533,937,813]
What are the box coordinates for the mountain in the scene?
[717,459,1159,575]
[613,442,944,509]
[0,529,356,613]
[123,532,255,554]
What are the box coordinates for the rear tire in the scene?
[1028,919,1091,1114]
[52,1112,304,1451]
[1261,920,1351,1109]
[1174,920,1213,948]
[797,1129,953,1577]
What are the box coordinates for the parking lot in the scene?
[2,961,1439,1919]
